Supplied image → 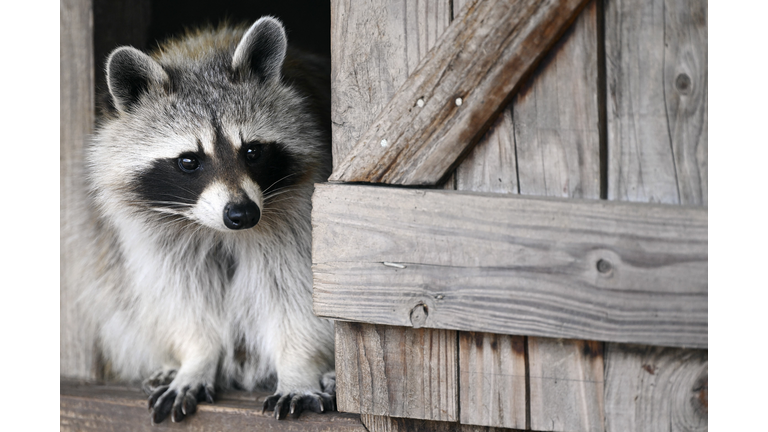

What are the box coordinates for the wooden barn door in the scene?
[315,1,707,431]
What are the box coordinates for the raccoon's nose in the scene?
[223,201,261,230]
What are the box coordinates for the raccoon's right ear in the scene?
[106,47,169,113]
[232,17,287,83]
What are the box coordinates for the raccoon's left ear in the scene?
[232,16,287,83]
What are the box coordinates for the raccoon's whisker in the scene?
[261,173,298,195]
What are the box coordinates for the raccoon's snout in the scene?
[223,201,261,230]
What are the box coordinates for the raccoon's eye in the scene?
[177,154,200,173]
[245,143,264,165]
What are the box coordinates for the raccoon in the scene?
[83,17,335,423]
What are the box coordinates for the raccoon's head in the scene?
[90,17,328,233]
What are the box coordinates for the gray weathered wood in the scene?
[329,0,591,185]
[330,1,457,424]
[331,0,451,167]
[61,380,367,431]
[605,0,707,205]
[514,1,600,200]
[510,3,606,431]
[459,332,526,429]
[360,414,512,432]
[61,0,100,380]
[528,338,605,432]
[603,344,707,432]
[603,1,708,430]
[312,184,707,349]
[455,108,519,194]
[335,322,458,421]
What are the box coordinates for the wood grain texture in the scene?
[514,1,600,200]
[603,344,707,432]
[330,1,457,425]
[61,0,100,380]
[459,332,526,429]
[330,0,450,166]
[605,0,708,205]
[603,1,708,430]
[528,339,604,432]
[329,0,591,185]
[335,322,458,421]
[312,184,707,349]
[61,380,367,431]
[360,414,514,432]
[510,3,606,431]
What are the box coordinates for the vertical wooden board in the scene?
[459,332,526,429]
[528,338,605,432]
[603,344,707,432]
[335,322,458,422]
[511,2,604,431]
[61,0,99,380]
[662,0,708,206]
[455,108,519,194]
[513,0,600,199]
[360,414,510,432]
[604,0,707,430]
[605,0,707,205]
[330,1,456,424]
[330,0,450,165]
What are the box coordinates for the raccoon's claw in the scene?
[262,391,336,420]
[148,382,214,424]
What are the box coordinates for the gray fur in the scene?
[82,17,334,422]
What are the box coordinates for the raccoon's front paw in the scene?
[141,368,177,395]
[261,390,336,420]
[147,381,215,424]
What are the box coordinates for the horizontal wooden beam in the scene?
[61,380,366,431]
[311,184,707,348]
[329,0,591,185]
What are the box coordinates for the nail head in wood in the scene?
[455,97,463,106]
[410,303,428,328]
[380,139,388,147]
[417,98,425,108]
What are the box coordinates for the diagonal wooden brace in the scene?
[329,0,592,185]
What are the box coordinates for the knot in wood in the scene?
[675,73,691,95]
[596,259,612,274]
[409,303,428,328]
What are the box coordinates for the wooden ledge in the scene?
[61,379,366,431]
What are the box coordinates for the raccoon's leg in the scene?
[260,317,335,419]
[147,347,219,424]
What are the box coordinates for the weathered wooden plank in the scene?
[312,184,707,349]
[61,380,367,431]
[514,1,600,200]
[509,3,605,431]
[329,0,591,185]
[528,338,605,432]
[603,1,708,430]
[455,108,519,194]
[330,0,451,166]
[335,322,458,421]
[360,414,511,432]
[605,0,707,205]
[61,0,100,380]
[603,344,707,432]
[662,0,708,206]
[330,1,457,423]
[459,332,526,429]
